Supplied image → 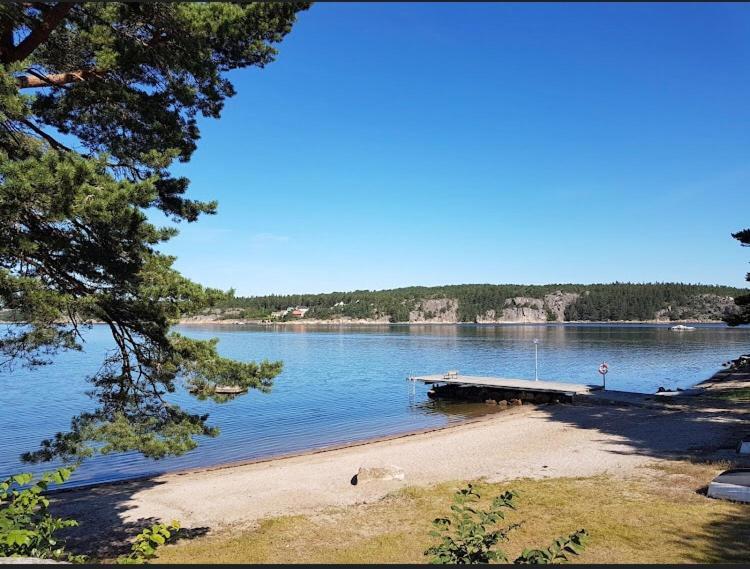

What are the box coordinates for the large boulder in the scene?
[352,464,405,485]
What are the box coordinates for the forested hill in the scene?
[207,283,749,324]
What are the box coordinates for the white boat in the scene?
[707,469,750,503]
[669,324,696,331]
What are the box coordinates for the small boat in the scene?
[214,385,247,395]
[669,324,696,331]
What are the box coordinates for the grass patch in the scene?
[705,387,750,402]
[156,461,749,564]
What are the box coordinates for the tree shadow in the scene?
[534,367,750,464]
[49,477,209,559]
[677,505,750,563]
[531,369,750,563]
[539,396,747,464]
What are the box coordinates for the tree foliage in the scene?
[1,467,179,563]
[218,282,748,323]
[425,484,587,565]
[724,228,750,327]
[0,467,85,562]
[0,2,309,461]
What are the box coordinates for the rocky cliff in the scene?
[474,291,580,323]
[654,294,739,322]
[399,290,736,323]
[408,298,459,323]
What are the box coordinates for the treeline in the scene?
[562,283,735,321]
[216,282,747,322]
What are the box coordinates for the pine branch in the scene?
[1,2,74,64]
[16,68,102,89]
[17,117,70,151]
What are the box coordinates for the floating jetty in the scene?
[409,372,600,402]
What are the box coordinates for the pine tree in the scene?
[724,229,750,326]
[0,2,310,461]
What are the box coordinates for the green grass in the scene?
[155,460,749,564]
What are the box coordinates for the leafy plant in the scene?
[425,484,587,564]
[116,520,181,564]
[0,467,85,562]
[425,484,520,564]
[514,531,589,564]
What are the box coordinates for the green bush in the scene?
[1,468,179,564]
[116,520,181,564]
[0,468,85,562]
[425,484,587,564]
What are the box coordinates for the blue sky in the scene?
[160,2,750,296]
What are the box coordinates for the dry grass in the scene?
[155,459,749,564]
[706,387,750,402]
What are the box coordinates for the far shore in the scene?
[1,318,733,327]
[177,318,730,326]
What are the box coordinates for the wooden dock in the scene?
[409,373,599,396]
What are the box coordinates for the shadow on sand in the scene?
[50,477,209,558]
[537,367,750,463]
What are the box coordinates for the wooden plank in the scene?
[409,374,595,395]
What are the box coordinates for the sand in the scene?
[54,380,747,549]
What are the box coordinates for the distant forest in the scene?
[215,283,748,323]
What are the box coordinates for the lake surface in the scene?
[2,323,749,488]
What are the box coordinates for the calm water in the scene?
[2,323,748,487]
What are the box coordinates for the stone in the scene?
[496,400,508,409]
[509,398,522,406]
[484,399,497,405]
[352,464,405,485]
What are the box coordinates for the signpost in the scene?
[598,362,609,390]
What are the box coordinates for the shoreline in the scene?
[51,367,749,543]
[2,319,734,327]
[47,366,738,494]
[48,406,525,495]
[52,367,730,495]
[177,318,731,326]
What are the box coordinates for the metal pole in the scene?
[533,339,539,381]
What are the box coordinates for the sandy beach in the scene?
[53,367,749,553]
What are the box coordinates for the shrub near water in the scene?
[425,484,587,564]
[116,521,182,564]
[0,467,84,562]
[0,468,178,564]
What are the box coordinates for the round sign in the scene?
[598,362,609,375]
